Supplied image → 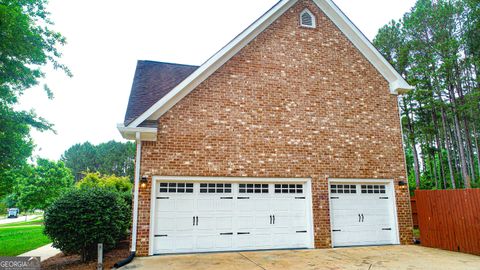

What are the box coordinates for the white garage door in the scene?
[329,182,398,247]
[152,181,311,254]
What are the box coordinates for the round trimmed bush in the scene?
[44,187,131,261]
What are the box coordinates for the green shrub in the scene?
[44,187,131,262]
[76,172,133,209]
[76,172,132,192]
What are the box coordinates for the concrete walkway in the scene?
[121,245,480,270]
[0,215,41,225]
[19,244,61,261]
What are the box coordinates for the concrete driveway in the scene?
[121,245,480,270]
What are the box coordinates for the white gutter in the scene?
[131,132,142,252]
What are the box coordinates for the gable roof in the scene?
[124,61,198,126]
[122,0,413,131]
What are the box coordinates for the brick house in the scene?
[118,0,414,256]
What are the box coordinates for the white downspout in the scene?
[131,132,142,252]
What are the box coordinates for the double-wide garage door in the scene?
[329,181,398,247]
[152,181,311,254]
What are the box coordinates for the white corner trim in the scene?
[131,133,142,252]
[148,178,157,256]
[127,0,413,128]
[117,123,157,141]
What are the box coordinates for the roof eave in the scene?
[117,123,157,141]
[390,79,415,95]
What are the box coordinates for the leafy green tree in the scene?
[14,159,74,211]
[76,172,132,193]
[374,0,480,190]
[61,141,135,181]
[0,0,70,197]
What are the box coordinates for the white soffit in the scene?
[128,0,413,128]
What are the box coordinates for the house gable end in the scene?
[123,0,412,129]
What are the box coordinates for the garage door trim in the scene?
[148,176,314,255]
[327,178,400,247]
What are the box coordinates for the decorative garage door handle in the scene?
[270,215,272,224]
[358,214,365,222]
[273,215,275,224]
[196,216,199,226]
[361,214,364,222]
[193,216,195,226]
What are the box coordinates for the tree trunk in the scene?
[429,142,439,189]
[433,110,447,189]
[463,117,476,181]
[403,97,421,189]
[473,123,480,183]
[440,107,457,189]
[448,85,471,188]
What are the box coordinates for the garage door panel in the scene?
[156,199,175,211]
[175,198,196,211]
[195,235,216,250]
[254,232,272,248]
[155,217,177,231]
[236,215,254,229]
[153,181,311,254]
[216,199,234,211]
[330,182,396,247]
[154,237,174,253]
[270,199,292,211]
[197,198,216,211]
[215,216,233,229]
[175,241,196,252]
[235,234,254,248]
[216,234,234,249]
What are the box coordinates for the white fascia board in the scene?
[314,0,413,94]
[117,123,157,141]
[127,0,298,128]
[128,0,413,128]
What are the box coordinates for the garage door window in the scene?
[330,184,356,194]
[239,183,269,193]
[159,182,194,193]
[200,183,232,193]
[274,184,303,194]
[361,184,386,194]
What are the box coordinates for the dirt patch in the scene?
[41,241,130,270]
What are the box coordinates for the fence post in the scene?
[97,243,103,270]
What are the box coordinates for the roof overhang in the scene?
[117,124,157,141]
[125,0,414,129]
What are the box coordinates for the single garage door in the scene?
[329,181,398,247]
[152,181,311,254]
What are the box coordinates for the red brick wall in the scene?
[134,0,413,256]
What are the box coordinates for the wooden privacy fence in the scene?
[410,196,418,228]
[415,189,480,256]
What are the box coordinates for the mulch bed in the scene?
[41,241,130,270]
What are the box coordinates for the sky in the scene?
[18,0,416,160]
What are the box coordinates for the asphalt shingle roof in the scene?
[124,60,199,126]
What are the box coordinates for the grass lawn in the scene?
[0,222,51,256]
